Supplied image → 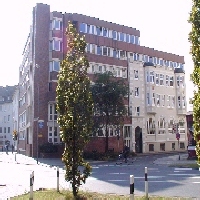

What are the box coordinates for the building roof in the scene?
[0,85,17,104]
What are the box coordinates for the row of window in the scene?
[147,117,185,135]
[146,93,186,108]
[80,23,140,45]
[0,105,12,112]
[0,96,12,102]
[0,115,11,123]
[89,63,127,78]
[148,142,185,152]
[86,43,184,68]
[19,112,26,128]
[146,72,184,87]
[0,127,10,134]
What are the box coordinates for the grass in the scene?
[10,190,196,200]
[169,163,199,168]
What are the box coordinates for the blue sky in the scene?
[0,0,193,110]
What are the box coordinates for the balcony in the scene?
[146,105,156,114]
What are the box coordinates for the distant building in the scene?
[0,85,17,147]
[18,3,187,157]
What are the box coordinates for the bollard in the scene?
[145,167,148,199]
[30,171,34,200]
[130,175,134,200]
[15,153,16,162]
[57,166,59,192]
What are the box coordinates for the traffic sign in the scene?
[176,133,180,140]
[38,120,44,129]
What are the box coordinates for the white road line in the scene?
[174,168,193,171]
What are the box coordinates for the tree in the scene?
[91,71,128,153]
[56,22,94,197]
[189,0,200,164]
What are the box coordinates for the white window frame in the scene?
[159,74,164,85]
[149,72,154,83]
[52,19,62,30]
[152,93,156,106]
[162,95,165,107]
[134,70,139,80]
[135,87,139,97]
[147,93,150,105]
[135,107,140,116]
[48,103,57,121]
[52,40,61,51]
[157,94,160,106]
[166,75,169,86]
[182,96,185,108]
[178,96,181,108]
[155,74,159,85]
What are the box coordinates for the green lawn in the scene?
[10,190,195,200]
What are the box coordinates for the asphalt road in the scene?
[0,153,199,198]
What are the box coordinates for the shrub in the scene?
[39,143,58,153]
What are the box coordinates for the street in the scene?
[0,153,199,199]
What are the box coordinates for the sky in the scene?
[0,0,193,111]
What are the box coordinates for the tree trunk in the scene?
[105,113,109,153]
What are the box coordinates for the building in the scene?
[18,3,187,157]
[0,85,17,148]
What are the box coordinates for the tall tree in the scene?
[56,22,94,197]
[91,71,128,153]
[189,0,200,164]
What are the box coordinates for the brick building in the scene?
[18,3,187,157]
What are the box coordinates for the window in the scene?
[119,50,126,58]
[146,72,149,82]
[113,49,118,58]
[48,126,60,144]
[85,43,90,53]
[169,76,174,86]
[147,118,155,134]
[49,104,57,121]
[7,127,10,133]
[178,96,181,107]
[182,96,185,107]
[177,76,180,87]
[149,144,154,151]
[126,34,130,43]
[112,31,118,40]
[160,143,165,151]
[135,36,139,45]
[147,93,150,105]
[155,74,159,85]
[79,23,87,33]
[53,19,62,30]
[135,107,140,116]
[4,116,6,123]
[97,46,102,55]
[159,117,165,128]
[130,35,135,44]
[172,143,175,151]
[162,95,165,106]
[0,127,2,133]
[167,96,170,107]
[0,105,2,111]
[180,142,185,149]
[90,44,96,54]
[98,65,102,72]
[159,74,164,85]
[157,94,160,106]
[119,32,125,41]
[90,25,96,34]
[166,75,169,86]
[7,115,10,122]
[102,47,107,56]
[180,76,184,87]
[103,27,108,37]
[133,53,139,61]
[49,61,60,72]
[152,93,156,105]
[4,127,6,133]
[135,87,139,97]
[134,70,139,79]
[52,40,61,51]
[149,72,154,83]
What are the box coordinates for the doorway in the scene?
[135,126,143,153]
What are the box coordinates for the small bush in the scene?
[39,143,58,153]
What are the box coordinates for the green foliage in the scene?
[188,0,200,164]
[56,22,94,197]
[91,72,128,152]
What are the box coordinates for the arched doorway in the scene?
[135,126,143,153]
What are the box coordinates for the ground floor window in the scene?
[180,142,185,149]
[48,126,61,143]
[160,143,165,151]
[172,142,175,150]
[149,144,154,151]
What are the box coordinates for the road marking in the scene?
[190,176,200,179]
[192,182,200,183]
[109,173,128,175]
[174,168,193,171]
